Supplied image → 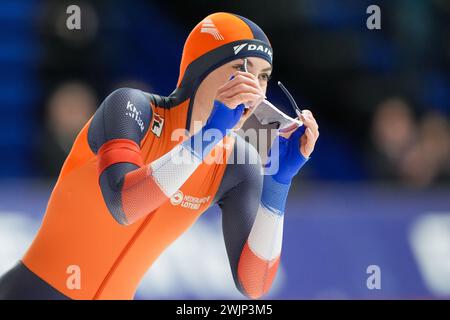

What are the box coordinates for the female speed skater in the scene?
[0,12,319,300]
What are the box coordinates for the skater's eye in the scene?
[259,73,272,82]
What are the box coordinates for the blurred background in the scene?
[0,0,449,299]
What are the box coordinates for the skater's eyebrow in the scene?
[242,59,272,72]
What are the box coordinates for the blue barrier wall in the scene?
[0,181,449,299]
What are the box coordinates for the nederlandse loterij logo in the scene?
[170,190,211,210]
[233,43,273,59]
[200,18,224,40]
[170,190,184,206]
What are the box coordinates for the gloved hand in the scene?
[203,100,245,136]
[265,125,309,184]
[188,71,264,159]
[211,71,265,134]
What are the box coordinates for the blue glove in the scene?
[203,100,245,135]
[265,125,309,184]
[185,100,244,159]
